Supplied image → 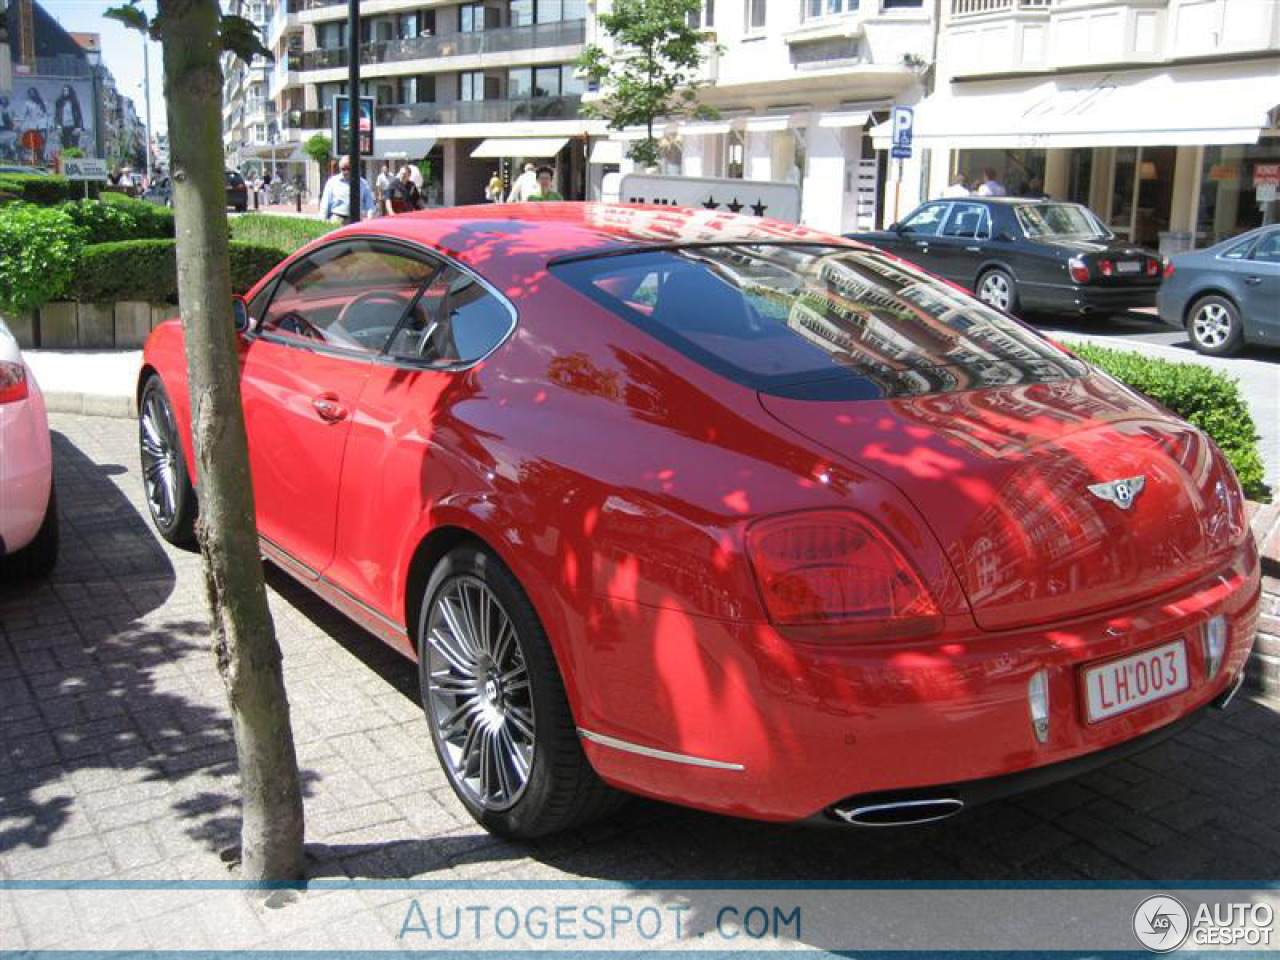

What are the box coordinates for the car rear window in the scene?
[552,244,1084,401]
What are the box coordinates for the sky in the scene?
[36,0,167,133]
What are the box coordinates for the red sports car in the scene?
[138,204,1259,837]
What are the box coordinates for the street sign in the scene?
[616,173,802,223]
[61,157,110,181]
[333,95,375,157]
[890,105,914,160]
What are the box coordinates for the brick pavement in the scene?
[4,414,1280,947]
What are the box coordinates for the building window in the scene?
[459,71,499,101]
[805,0,858,17]
[533,65,562,97]
[881,0,923,7]
[745,0,766,30]
[688,0,715,28]
[459,3,490,32]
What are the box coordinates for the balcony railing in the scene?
[299,19,586,71]
[284,94,583,129]
[950,0,1050,16]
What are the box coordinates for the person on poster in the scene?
[0,97,17,161]
[54,86,84,151]
[18,88,49,165]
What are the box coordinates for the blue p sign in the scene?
[891,106,914,148]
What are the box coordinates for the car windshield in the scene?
[1016,203,1111,240]
[553,244,1084,401]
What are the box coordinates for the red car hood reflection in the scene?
[760,373,1243,631]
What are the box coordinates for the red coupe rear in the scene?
[138,204,1259,836]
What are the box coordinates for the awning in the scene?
[471,137,568,158]
[744,116,792,133]
[819,110,871,129]
[589,139,624,165]
[377,135,435,159]
[680,121,732,136]
[870,61,1280,150]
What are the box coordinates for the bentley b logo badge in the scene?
[1088,475,1146,510]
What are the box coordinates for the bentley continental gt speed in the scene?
[137,204,1260,837]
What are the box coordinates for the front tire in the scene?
[417,545,622,838]
[1187,294,1243,357]
[139,376,197,548]
[0,481,58,579]
[977,267,1020,315]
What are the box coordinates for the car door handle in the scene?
[965,246,981,252]
[1245,276,1263,285]
[312,394,347,423]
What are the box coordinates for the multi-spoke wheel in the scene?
[138,376,197,547]
[1187,295,1242,357]
[417,545,623,837]
[977,268,1019,315]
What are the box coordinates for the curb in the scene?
[44,391,137,419]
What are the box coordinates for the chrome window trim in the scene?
[576,728,744,771]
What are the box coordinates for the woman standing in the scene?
[53,86,83,151]
[18,88,49,166]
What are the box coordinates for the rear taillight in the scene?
[1068,256,1090,284]
[745,509,941,635]
[1099,259,1115,277]
[0,361,28,404]
[1146,257,1160,277]
[1161,257,1174,278]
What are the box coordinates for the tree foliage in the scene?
[302,133,333,174]
[577,0,719,168]
[106,0,272,63]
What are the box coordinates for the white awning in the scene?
[471,137,568,159]
[745,116,792,133]
[819,110,871,129]
[680,121,732,136]
[589,139,624,165]
[871,62,1280,150]
[377,135,435,159]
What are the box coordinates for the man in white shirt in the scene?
[942,174,970,198]
[976,167,1007,197]
[319,157,375,222]
[507,162,538,202]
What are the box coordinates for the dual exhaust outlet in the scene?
[828,796,965,827]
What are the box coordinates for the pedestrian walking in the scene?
[507,162,537,202]
[319,156,375,222]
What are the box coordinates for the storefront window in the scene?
[1109,147,1137,239]
[1197,140,1280,245]
[954,149,1045,197]
[1067,149,1092,205]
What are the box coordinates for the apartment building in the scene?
[259,0,592,203]
[223,0,281,176]
[601,0,937,235]
[877,0,1280,250]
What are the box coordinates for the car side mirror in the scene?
[889,222,904,234]
[232,296,251,334]
[994,231,1014,243]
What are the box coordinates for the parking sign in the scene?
[891,106,914,159]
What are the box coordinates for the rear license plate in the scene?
[1115,260,1142,274]
[1083,639,1189,723]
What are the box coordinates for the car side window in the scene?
[385,266,514,365]
[259,240,436,354]
[1220,236,1256,260]
[900,203,948,237]
[941,203,990,240]
[1249,231,1280,264]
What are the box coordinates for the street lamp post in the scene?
[142,32,153,184]
[347,0,360,224]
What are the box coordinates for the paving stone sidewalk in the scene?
[3,414,1280,948]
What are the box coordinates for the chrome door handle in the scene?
[312,394,347,423]
[1245,276,1263,285]
[965,246,981,252]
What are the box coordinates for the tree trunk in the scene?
[160,0,305,883]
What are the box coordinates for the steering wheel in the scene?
[335,290,408,346]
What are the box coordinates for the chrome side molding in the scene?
[576,728,745,771]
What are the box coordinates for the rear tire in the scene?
[138,376,198,548]
[977,267,1020,316]
[417,544,624,838]
[1187,294,1243,357]
[0,481,58,579]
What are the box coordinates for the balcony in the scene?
[299,19,587,72]
[950,0,1049,17]
[286,94,583,130]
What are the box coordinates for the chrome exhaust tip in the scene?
[1212,671,1245,710]
[829,797,965,827]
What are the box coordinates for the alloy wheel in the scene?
[1192,303,1232,348]
[425,576,535,811]
[979,272,1011,311]
[139,389,181,528]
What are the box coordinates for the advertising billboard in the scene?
[333,95,375,157]
[0,76,97,167]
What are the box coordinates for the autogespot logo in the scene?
[1134,895,1191,952]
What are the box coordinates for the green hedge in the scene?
[0,204,84,313]
[1072,341,1269,501]
[230,213,334,254]
[62,197,174,243]
[64,239,285,303]
[0,174,75,205]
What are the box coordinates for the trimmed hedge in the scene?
[62,197,175,243]
[230,213,334,254]
[0,174,75,205]
[0,204,84,313]
[1072,341,1269,501]
[63,239,285,303]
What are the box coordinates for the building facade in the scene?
[223,0,280,178]
[876,0,1280,250]
[601,0,936,236]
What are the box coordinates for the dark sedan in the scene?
[143,171,249,212]
[1157,226,1280,356]
[850,198,1162,317]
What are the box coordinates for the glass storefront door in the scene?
[1197,138,1280,245]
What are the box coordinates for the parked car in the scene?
[1157,225,1280,356]
[0,165,45,175]
[142,171,249,212]
[0,319,58,579]
[850,198,1163,317]
[137,204,1257,837]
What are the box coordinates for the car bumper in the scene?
[0,365,53,556]
[1027,282,1158,315]
[575,535,1260,822]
